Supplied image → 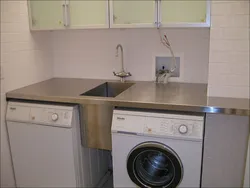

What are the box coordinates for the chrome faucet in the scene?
[113,44,131,82]
[156,68,171,84]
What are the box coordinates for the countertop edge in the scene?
[6,93,250,116]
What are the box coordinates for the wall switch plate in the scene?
[155,56,180,77]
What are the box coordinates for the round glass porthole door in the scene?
[127,142,183,188]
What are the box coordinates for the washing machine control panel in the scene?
[143,117,203,140]
[112,110,204,140]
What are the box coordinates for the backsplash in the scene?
[208,1,249,98]
[52,28,210,83]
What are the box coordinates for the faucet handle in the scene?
[113,71,131,77]
[113,71,132,83]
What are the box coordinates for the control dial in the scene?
[51,113,59,121]
[178,124,188,134]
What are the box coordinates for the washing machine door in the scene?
[127,142,183,188]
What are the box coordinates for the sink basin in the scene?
[80,82,134,97]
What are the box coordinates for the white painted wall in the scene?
[208,1,250,98]
[52,28,210,83]
[0,1,53,187]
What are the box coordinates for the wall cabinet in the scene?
[69,0,108,29]
[28,0,108,30]
[110,0,209,28]
[29,0,65,30]
[110,0,156,28]
[28,0,210,30]
[159,0,209,27]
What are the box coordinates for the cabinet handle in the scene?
[62,4,66,26]
[65,0,70,27]
[65,4,69,27]
[157,0,161,28]
[62,3,69,27]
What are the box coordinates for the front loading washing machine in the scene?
[111,109,204,188]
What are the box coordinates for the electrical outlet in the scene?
[155,56,180,77]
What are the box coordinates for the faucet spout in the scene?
[113,44,131,82]
[116,44,124,71]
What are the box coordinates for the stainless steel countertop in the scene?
[6,78,249,116]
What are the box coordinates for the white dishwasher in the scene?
[6,101,109,188]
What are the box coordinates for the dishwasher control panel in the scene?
[30,107,73,127]
[6,102,74,128]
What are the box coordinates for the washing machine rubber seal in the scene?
[126,142,183,188]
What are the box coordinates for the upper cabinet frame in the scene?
[27,0,210,31]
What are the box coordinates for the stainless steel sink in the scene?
[80,82,134,97]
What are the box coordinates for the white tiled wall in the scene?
[0,1,53,187]
[52,28,210,83]
[208,1,250,98]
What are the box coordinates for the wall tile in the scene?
[3,56,52,92]
[208,86,250,98]
[1,80,4,94]
[211,15,249,28]
[209,51,249,64]
[0,32,32,43]
[208,74,249,87]
[210,39,249,52]
[209,63,249,75]
[210,28,249,40]
[0,0,53,186]
[208,0,249,98]
[1,22,30,33]
[0,64,4,93]
[1,11,28,24]
[212,1,249,15]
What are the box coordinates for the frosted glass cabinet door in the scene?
[69,0,108,28]
[111,0,156,28]
[160,0,208,26]
[29,0,65,30]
